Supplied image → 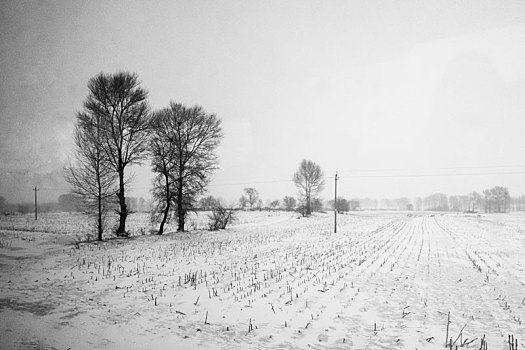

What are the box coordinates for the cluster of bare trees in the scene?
[66,72,223,240]
[239,187,261,210]
[233,159,326,216]
[149,102,222,234]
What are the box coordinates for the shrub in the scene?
[208,205,235,231]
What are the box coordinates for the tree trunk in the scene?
[98,186,103,241]
[158,201,170,235]
[306,188,311,216]
[96,147,103,242]
[158,173,170,235]
[116,168,127,236]
[177,177,185,232]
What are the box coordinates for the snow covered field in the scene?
[0,211,524,349]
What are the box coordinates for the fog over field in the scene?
[1,1,525,349]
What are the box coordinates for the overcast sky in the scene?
[1,1,525,204]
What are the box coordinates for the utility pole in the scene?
[33,186,38,220]
[334,172,338,233]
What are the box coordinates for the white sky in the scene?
[1,1,525,204]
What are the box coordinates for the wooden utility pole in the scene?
[334,172,338,233]
[33,186,38,220]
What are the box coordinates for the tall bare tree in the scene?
[83,72,150,236]
[65,111,116,241]
[293,159,325,216]
[150,102,222,233]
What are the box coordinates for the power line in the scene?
[208,179,292,187]
[210,171,525,186]
[15,169,525,191]
[339,171,525,179]
[332,165,525,174]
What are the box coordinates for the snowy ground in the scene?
[0,211,524,349]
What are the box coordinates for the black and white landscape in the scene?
[1,1,525,349]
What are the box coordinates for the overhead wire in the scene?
[9,165,525,192]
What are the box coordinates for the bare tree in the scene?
[149,119,175,235]
[468,192,483,213]
[150,102,222,233]
[239,195,248,210]
[293,159,325,216]
[423,193,449,211]
[282,196,296,211]
[483,186,510,213]
[243,187,259,210]
[269,199,280,210]
[83,72,150,236]
[65,111,116,241]
[328,196,350,213]
[199,195,219,211]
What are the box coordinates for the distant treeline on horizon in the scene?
[1,186,524,215]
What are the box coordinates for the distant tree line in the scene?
[0,194,150,215]
[352,186,517,213]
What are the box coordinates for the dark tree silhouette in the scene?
[83,72,150,236]
[65,111,116,241]
[150,102,222,233]
[293,159,325,215]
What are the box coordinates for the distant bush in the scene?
[208,205,235,231]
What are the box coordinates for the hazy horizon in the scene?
[1,1,525,205]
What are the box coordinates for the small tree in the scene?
[328,196,350,213]
[483,186,510,213]
[348,200,360,211]
[311,198,324,212]
[150,102,222,233]
[239,195,248,210]
[468,192,483,213]
[293,159,325,216]
[65,110,116,241]
[269,199,280,210]
[282,196,296,211]
[243,188,259,210]
[84,72,150,236]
